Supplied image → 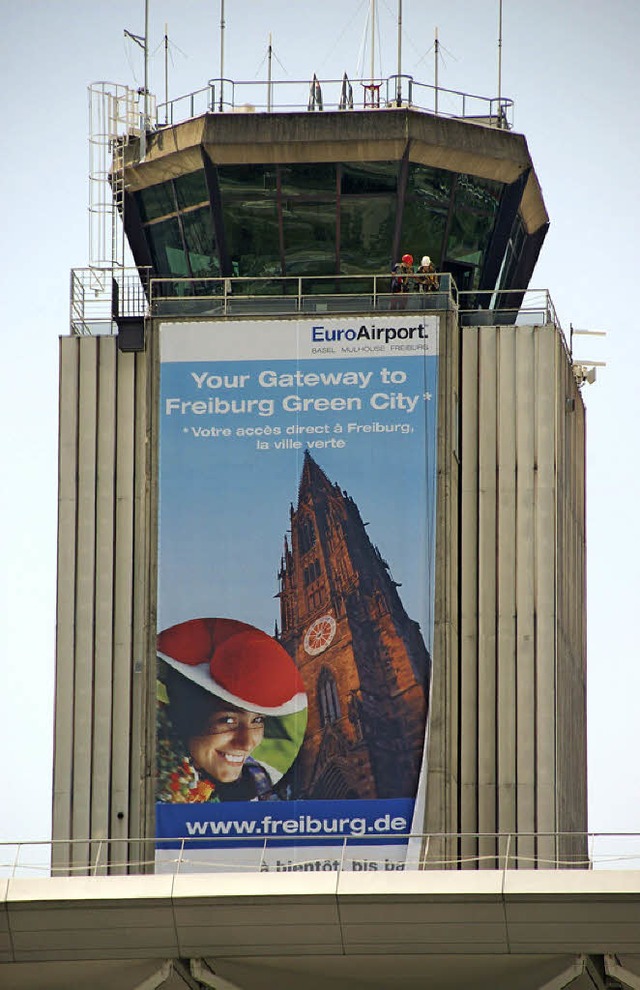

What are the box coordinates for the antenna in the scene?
[497,0,503,111]
[164,23,169,120]
[124,0,150,156]
[219,0,225,111]
[267,33,273,112]
[144,0,149,141]
[396,0,402,104]
[570,326,607,387]
[370,0,376,85]
[434,28,439,115]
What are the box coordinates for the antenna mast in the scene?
[267,33,273,112]
[497,0,503,110]
[370,0,376,84]
[219,0,225,111]
[434,28,439,114]
[124,0,150,156]
[396,0,402,104]
[164,23,169,121]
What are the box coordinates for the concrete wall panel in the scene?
[53,335,150,873]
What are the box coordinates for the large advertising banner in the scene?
[156,316,438,872]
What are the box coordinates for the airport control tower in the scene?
[53,65,586,876]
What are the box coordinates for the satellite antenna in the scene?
[570,326,607,387]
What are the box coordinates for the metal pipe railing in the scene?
[4,832,640,878]
[154,73,513,129]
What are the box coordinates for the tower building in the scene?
[53,69,586,875]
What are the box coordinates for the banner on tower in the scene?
[156,316,439,872]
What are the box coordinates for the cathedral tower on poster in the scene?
[277,452,430,801]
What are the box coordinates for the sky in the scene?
[1,0,639,859]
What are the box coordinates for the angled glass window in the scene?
[406,163,453,207]
[174,170,209,210]
[135,182,175,223]
[399,201,447,268]
[282,200,336,276]
[145,216,187,275]
[340,196,396,273]
[217,163,276,195]
[454,173,502,214]
[279,163,337,196]
[223,198,280,277]
[341,161,398,195]
[181,206,220,277]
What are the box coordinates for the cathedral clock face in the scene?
[303,614,336,655]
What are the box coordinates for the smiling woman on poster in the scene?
[156,618,307,803]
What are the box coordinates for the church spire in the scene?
[297,448,335,505]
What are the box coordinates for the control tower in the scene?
[54,71,585,876]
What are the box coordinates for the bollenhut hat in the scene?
[401,253,414,265]
[157,617,307,717]
[421,256,431,267]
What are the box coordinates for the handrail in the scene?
[3,831,640,878]
[154,73,513,129]
[68,268,561,339]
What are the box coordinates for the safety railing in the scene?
[156,74,513,129]
[148,272,456,319]
[3,833,640,879]
[458,287,561,330]
[70,267,150,336]
[69,270,561,338]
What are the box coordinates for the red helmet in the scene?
[401,253,413,265]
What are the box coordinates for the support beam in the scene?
[132,960,172,990]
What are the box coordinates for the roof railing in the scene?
[155,73,513,129]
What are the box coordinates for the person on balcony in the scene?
[390,253,414,308]
[415,255,439,292]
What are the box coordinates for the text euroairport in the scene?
[312,322,430,345]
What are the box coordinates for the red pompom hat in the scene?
[157,618,307,717]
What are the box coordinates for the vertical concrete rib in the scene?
[496,328,517,858]
[129,351,151,869]
[555,342,587,863]
[476,327,498,867]
[52,339,79,872]
[514,326,536,867]
[110,351,136,872]
[91,339,117,871]
[71,337,99,872]
[459,327,479,866]
[426,311,460,866]
[535,328,557,866]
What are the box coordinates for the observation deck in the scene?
[87,71,548,340]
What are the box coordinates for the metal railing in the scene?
[156,74,513,129]
[148,272,456,319]
[2,832,640,879]
[70,267,149,336]
[458,287,560,329]
[69,269,560,338]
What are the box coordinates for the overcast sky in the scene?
[1,0,638,862]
